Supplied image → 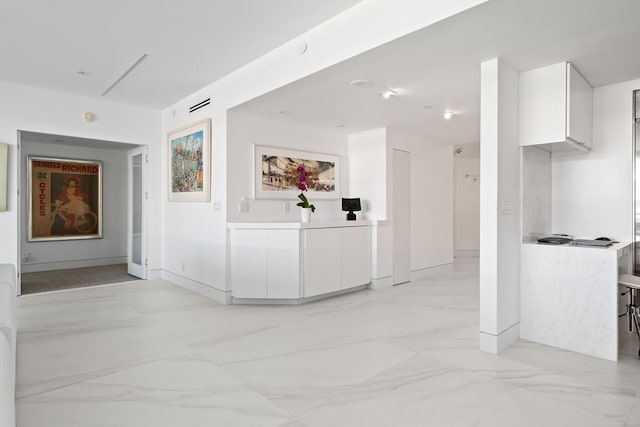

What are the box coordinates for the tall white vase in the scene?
[300,208,311,223]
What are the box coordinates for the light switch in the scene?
[239,200,249,213]
[502,200,512,215]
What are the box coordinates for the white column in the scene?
[479,58,521,354]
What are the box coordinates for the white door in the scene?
[393,149,411,285]
[127,146,148,279]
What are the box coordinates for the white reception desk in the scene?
[521,241,632,361]
[228,221,372,303]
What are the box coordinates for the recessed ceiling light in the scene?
[350,79,372,88]
[377,88,397,100]
[278,109,290,115]
[423,105,433,110]
[74,69,90,76]
[336,124,346,128]
[443,111,456,120]
[54,139,64,142]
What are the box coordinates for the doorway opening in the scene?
[17,131,148,295]
[453,142,480,258]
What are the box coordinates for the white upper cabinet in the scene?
[519,62,593,152]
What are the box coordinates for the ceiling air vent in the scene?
[189,98,211,114]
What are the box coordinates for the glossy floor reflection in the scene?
[15,257,640,426]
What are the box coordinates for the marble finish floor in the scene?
[15,258,640,426]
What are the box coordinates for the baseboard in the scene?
[148,269,163,280]
[233,285,368,305]
[410,262,454,281]
[369,276,392,289]
[160,270,231,305]
[21,256,128,273]
[455,250,479,257]
[479,322,520,354]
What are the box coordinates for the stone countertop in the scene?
[522,240,631,255]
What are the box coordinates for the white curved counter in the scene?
[228,221,372,303]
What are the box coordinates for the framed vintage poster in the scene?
[253,145,340,200]
[28,156,103,241]
[0,143,7,212]
[168,118,211,202]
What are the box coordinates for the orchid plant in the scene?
[295,166,316,212]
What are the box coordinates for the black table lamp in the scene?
[342,198,361,221]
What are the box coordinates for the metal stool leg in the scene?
[634,307,640,357]
[633,289,637,334]
[617,277,640,357]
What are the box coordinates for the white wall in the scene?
[20,140,128,272]
[0,81,161,274]
[160,1,485,299]
[347,128,388,220]
[348,128,392,288]
[551,78,639,242]
[480,58,521,354]
[387,128,454,271]
[227,111,347,222]
[161,112,227,297]
[348,127,454,273]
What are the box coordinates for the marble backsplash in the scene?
[522,146,552,241]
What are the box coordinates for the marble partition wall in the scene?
[521,242,631,361]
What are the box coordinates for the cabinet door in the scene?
[566,63,593,148]
[230,230,267,298]
[519,62,567,146]
[341,227,371,289]
[303,228,341,297]
[267,230,301,299]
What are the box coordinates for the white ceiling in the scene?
[232,0,640,145]
[4,0,640,146]
[0,0,361,108]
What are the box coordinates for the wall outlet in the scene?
[22,252,31,262]
[213,201,222,211]
[239,200,249,213]
[283,201,290,212]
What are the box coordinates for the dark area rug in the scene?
[21,264,140,294]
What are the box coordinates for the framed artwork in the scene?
[253,145,340,200]
[28,156,103,241]
[168,118,211,202]
[0,143,7,212]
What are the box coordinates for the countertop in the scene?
[522,240,631,255]
[228,220,377,229]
